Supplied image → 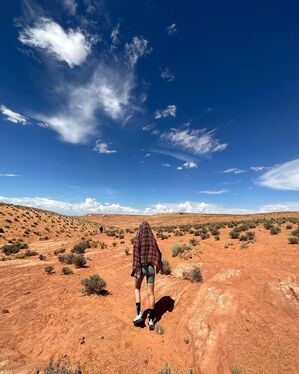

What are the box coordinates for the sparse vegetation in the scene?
[162,259,171,275]
[81,274,107,295]
[156,323,164,335]
[72,240,90,254]
[229,365,242,374]
[124,248,130,255]
[72,254,87,268]
[189,238,199,247]
[288,237,298,244]
[270,226,281,235]
[45,265,54,275]
[62,267,73,275]
[44,361,82,374]
[171,243,191,257]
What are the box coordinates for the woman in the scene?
[131,221,163,330]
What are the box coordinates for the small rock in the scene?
[79,336,85,344]
[1,309,9,314]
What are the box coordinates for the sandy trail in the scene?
[0,227,298,374]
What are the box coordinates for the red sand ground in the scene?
[0,206,298,374]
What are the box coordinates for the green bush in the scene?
[25,250,39,257]
[288,237,298,244]
[229,230,240,239]
[1,241,28,255]
[189,238,199,247]
[162,259,171,275]
[81,274,107,295]
[291,228,299,238]
[270,227,281,235]
[191,266,203,283]
[200,232,210,240]
[58,252,75,264]
[72,240,90,254]
[62,267,73,275]
[72,254,87,268]
[39,254,46,261]
[171,244,191,257]
[45,265,54,275]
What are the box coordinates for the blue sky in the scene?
[0,0,299,215]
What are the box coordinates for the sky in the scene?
[0,0,299,215]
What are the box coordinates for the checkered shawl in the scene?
[131,221,163,281]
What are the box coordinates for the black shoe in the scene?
[133,312,143,326]
[148,318,155,331]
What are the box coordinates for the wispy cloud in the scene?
[161,128,227,155]
[0,173,20,177]
[198,189,227,195]
[111,23,120,49]
[0,196,137,215]
[0,105,27,125]
[251,166,270,172]
[258,158,299,190]
[155,105,176,119]
[18,17,93,68]
[151,148,195,162]
[160,68,175,82]
[161,163,171,167]
[94,140,116,154]
[258,202,299,212]
[125,36,151,66]
[142,124,155,131]
[166,23,177,35]
[62,0,77,16]
[35,63,135,143]
[223,168,245,174]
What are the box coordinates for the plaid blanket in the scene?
[131,221,163,281]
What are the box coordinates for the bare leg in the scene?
[135,281,141,304]
[147,283,155,310]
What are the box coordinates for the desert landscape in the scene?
[0,203,298,374]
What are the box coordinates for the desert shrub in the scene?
[130,238,135,244]
[191,266,203,283]
[81,274,107,295]
[159,365,192,374]
[239,235,248,241]
[16,252,26,259]
[157,233,169,240]
[62,267,73,275]
[215,235,220,241]
[171,244,191,257]
[45,265,54,275]
[98,241,107,249]
[112,241,117,247]
[246,231,256,241]
[44,361,81,374]
[291,228,299,237]
[1,241,28,255]
[189,238,199,247]
[211,228,220,236]
[193,230,200,236]
[162,259,171,275]
[230,366,242,374]
[24,250,39,256]
[229,230,240,239]
[54,248,65,256]
[286,225,292,230]
[72,240,90,254]
[288,237,298,244]
[39,254,46,261]
[270,227,281,235]
[200,232,210,240]
[124,248,130,255]
[264,222,274,230]
[58,252,75,264]
[156,324,164,335]
[72,254,87,268]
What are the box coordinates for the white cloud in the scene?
[125,36,151,66]
[35,63,135,143]
[19,17,92,68]
[177,166,183,170]
[142,124,154,131]
[63,0,77,15]
[251,166,270,172]
[223,168,246,174]
[144,153,151,158]
[152,148,195,162]
[111,23,120,49]
[160,68,175,82]
[0,105,27,125]
[0,196,138,215]
[183,161,198,169]
[258,202,299,212]
[94,140,116,154]
[198,189,227,195]
[258,159,299,191]
[155,105,176,119]
[0,173,19,177]
[166,23,177,35]
[144,201,250,215]
[161,128,227,155]
[161,163,171,167]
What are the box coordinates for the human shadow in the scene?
[139,296,175,326]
